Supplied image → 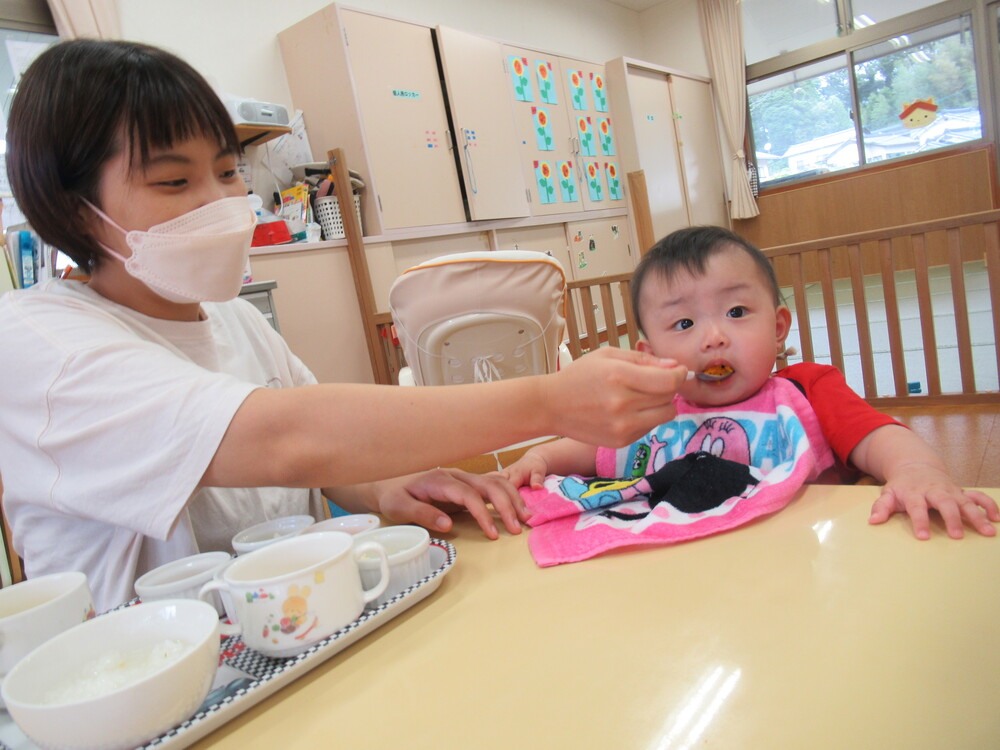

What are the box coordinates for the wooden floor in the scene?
[882,404,1000,488]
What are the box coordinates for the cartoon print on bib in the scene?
[521,378,835,566]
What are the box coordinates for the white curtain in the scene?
[698,0,758,219]
[47,0,120,39]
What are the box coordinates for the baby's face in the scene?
[637,245,790,407]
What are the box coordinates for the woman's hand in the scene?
[543,348,686,448]
[370,468,529,540]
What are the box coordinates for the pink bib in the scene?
[522,377,835,566]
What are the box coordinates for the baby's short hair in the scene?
[631,226,782,334]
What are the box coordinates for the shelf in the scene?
[235,123,291,148]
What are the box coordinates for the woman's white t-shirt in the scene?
[0,279,323,611]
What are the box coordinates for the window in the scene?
[744,0,947,64]
[1,27,59,229]
[854,18,981,163]
[743,0,840,65]
[747,5,985,188]
[749,57,857,184]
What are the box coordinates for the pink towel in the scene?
[522,377,835,566]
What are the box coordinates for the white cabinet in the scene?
[436,27,529,221]
[564,216,635,336]
[561,58,622,213]
[502,46,626,217]
[280,6,635,236]
[279,7,466,234]
[606,58,729,244]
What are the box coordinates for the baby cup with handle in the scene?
[199,531,389,657]
[0,571,94,707]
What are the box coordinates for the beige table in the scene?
[194,485,1000,749]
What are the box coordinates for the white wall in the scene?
[118,0,649,111]
[635,0,708,77]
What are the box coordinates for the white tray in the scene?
[0,540,456,750]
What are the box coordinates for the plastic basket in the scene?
[315,194,362,240]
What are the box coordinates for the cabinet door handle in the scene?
[462,129,479,195]
[445,129,454,151]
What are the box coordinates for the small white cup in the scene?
[134,551,233,617]
[298,514,381,536]
[353,525,431,608]
[231,514,315,555]
[199,531,390,658]
[0,572,94,706]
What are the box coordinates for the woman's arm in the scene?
[202,347,686,489]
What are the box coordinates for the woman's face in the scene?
[636,244,791,407]
[84,133,246,316]
[90,133,245,258]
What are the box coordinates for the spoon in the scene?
[686,369,732,382]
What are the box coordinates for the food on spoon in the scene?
[702,364,734,377]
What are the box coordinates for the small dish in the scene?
[353,525,431,608]
[231,515,315,555]
[299,514,381,536]
[135,551,232,616]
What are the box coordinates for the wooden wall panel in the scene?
[736,146,997,248]
[737,146,998,284]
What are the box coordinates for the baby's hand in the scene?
[501,451,549,490]
[868,462,999,539]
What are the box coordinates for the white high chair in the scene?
[388,250,569,387]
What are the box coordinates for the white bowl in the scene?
[134,551,233,616]
[354,525,431,607]
[299,513,381,536]
[2,599,220,750]
[231,514,315,555]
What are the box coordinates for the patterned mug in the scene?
[199,531,388,657]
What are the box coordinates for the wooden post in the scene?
[627,169,655,255]
[1,476,24,585]
[327,148,392,385]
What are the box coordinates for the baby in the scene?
[504,226,998,540]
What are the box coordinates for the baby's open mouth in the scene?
[695,364,734,382]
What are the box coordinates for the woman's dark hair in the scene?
[630,226,783,334]
[5,39,241,270]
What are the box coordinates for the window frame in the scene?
[745,0,996,191]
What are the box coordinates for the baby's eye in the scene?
[727,306,747,319]
[220,168,238,180]
[671,318,694,331]
[154,178,187,188]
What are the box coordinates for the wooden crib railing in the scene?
[563,274,640,358]
[764,210,1000,406]
[377,210,999,404]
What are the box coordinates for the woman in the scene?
[0,40,686,610]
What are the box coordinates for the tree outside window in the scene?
[748,15,982,187]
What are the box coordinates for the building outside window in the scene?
[744,0,988,188]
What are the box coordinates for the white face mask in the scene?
[85,196,257,304]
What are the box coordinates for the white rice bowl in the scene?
[1,599,219,750]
